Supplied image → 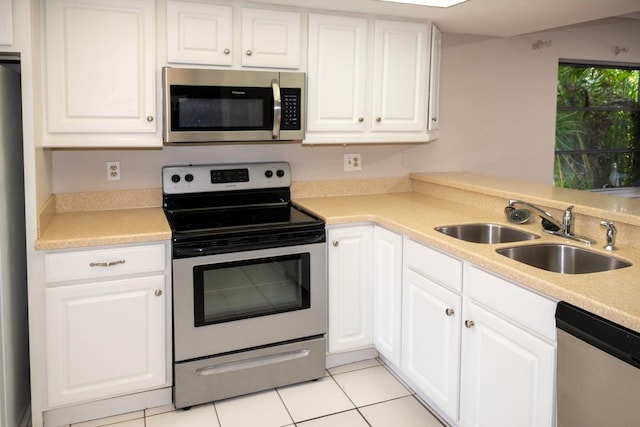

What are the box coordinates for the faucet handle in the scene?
[600,221,617,251]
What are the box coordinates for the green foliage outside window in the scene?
[554,63,640,189]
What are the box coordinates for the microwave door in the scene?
[272,79,281,140]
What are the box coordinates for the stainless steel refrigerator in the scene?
[0,62,30,427]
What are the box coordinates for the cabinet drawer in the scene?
[403,238,462,292]
[465,265,557,341]
[45,243,165,283]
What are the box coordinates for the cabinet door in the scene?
[428,25,442,131]
[307,14,368,132]
[459,300,555,427]
[166,1,232,66]
[372,226,402,366]
[241,8,301,69]
[401,268,461,421]
[45,275,166,407]
[0,0,12,45]
[44,0,156,137]
[327,226,373,353]
[372,20,429,132]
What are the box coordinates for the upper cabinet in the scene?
[166,1,233,66]
[166,2,301,69]
[307,14,368,134]
[43,0,159,147]
[241,7,301,69]
[306,13,435,144]
[428,25,442,132]
[0,0,13,45]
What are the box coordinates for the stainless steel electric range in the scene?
[162,162,327,409]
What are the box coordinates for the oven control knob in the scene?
[276,169,285,178]
[171,174,181,183]
[265,170,274,178]
[185,173,194,182]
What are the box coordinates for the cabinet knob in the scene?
[358,117,364,123]
[155,289,163,297]
[224,48,231,55]
[465,320,475,328]
[432,116,438,122]
[146,115,154,122]
[332,241,339,247]
[246,49,253,56]
[445,308,455,316]
[376,117,381,122]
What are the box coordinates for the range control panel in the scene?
[162,162,291,194]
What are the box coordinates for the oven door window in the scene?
[193,253,310,326]
[170,85,273,131]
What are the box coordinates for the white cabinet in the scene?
[166,3,300,69]
[401,239,462,421]
[307,13,368,134]
[371,19,430,133]
[428,25,442,132]
[166,1,233,66]
[43,0,158,147]
[459,265,556,427]
[327,225,373,353]
[0,0,12,45]
[306,14,433,144]
[44,243,169,407]
[372,226,402,366]
[241,7,301,69]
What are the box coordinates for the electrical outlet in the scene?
[344,154,362,172]
[106,161,121,181]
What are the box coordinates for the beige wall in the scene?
[51,17,640,193]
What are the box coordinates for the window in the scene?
[554,62,640,190]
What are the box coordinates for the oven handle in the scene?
[196,349,310,376]
[272,79,281,140]
[174,233,326,258]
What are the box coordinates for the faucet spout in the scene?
[508,199,565,232]
[507,199,596,245]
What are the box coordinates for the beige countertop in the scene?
[35,208,171,250]
[35,189,170,250]
[293,175,640,334]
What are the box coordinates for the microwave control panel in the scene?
[281,88,301,131]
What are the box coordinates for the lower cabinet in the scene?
[43,243,170,407]
[401,239,462,421]
[327,228,557,427]
[327,225,373,353]
[372,226,403,365]
[459,265,556,427]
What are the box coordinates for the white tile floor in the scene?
[68,359,445,427]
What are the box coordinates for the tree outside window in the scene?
[554,62,640,190]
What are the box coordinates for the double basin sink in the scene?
[435,223,631,274]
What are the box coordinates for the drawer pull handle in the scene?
[89,260,126,267]
[445,308,455,316]
[465,320,475,328]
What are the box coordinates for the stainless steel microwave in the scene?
[162,67,305,144]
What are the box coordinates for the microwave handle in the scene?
[271,79,281,140]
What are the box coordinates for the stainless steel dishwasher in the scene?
[556,301,640,426]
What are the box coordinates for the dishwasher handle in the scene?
[556,301,640,368]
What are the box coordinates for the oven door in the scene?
[172,242,326,362]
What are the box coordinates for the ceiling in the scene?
[248,0,640,37]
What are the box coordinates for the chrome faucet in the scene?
[507,199,596,245]
[600,221,617,251]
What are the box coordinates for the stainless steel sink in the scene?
[435,223,540,244]
[496,243,632,274]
